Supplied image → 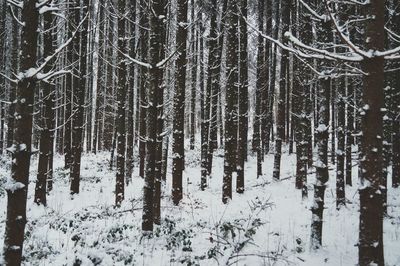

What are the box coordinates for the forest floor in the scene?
[0,146,399,266]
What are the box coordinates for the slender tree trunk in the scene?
[222,0,238,204]
[273,0,290,181]
[253,0,264,178]
[189,0,197,150]
[139,0,148,178]
[345,79,354,185]
[142,0,164,232]
[6,8,18,150]
[172,0,188,205]
[70,1,89,195]
[34,7,56,205]
[310,18,331,250]
[115,0,128,207]
[236,0,248,193]
[336,78,346,208]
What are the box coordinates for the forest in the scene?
[0,0,399,265]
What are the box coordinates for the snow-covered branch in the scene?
[9,5,25,26]
[299,0,327,21]
[324,0,370,58]
[6,0,23,9]
[285,32,363,62]
[18,12,89,81]
[156,50,178,68]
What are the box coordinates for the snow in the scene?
[3,177,26,193]
[0,145,399,265]
[316,124,328,133]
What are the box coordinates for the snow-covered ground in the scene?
[0,147,399,265]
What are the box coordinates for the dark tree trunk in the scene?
[358,1,385,265]
[237,0,248,193]
[273,0,290,181]
[64,1,75,169]
[172,0,188,205]
[142,0,164,232]
[70,1,89,195]
[253,0,264,178]
[3,1,39,264]
[189,0,197,150]
[153,0,167,225]
[345,80,354,186]
[115,0,128,207]
[200,11,208,190]
[139,0,149,178]
[34,6,56,205]
[336,78,346,208]
[310,18,331,250]
[222,0,238,204]
[6,8,19,150]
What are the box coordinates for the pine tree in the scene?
[222,0,238,203]
[3,1,39,264]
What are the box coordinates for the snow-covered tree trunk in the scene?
[3,0,39,264]
[70,0,89,195]
[142,0,164,232]
[336,77,346,208]
[153,0,167,225]
[358,0,385,264]
[345,79,354,186]
[310,17,331,251]
[114,0,128,207]
[34,4,56,205]
[237,0,248,193]
[222,0,238,203]
[273,0,290,181]
[253,0,264,177]
[172,0,188,205]
[138,0,148,178]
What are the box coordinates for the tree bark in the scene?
[358,1,385,264]
[70,0,89,195]
[222,0,238,204]
[172,0,188,205]
[3,1,39,264]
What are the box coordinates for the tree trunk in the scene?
[3,1,39,264]
[345,79,354,185]
[172,0,188,205]
[222,0,238,204]
[358,1,385,264]
[34,6,56,205]
[142,0,164,232]
[254,0,264,177]
[138,0,148,178]
[336,78,346,208]
[273,0,290,181]
[310,18,331,250]
[70,1,89,195]
[115,0,128,207]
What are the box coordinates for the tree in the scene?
[172,0,188,205]
[70,0,89,195]
[273,0,290,181]
[222,0,238,203]
[358,0,385,264]
[3,1,39,264]
[236,0,248,193]
[142,0,164,232]
[34,2,56,205]
[114,0,128,207]
[310,15,331,249]
[253,0,264,178]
